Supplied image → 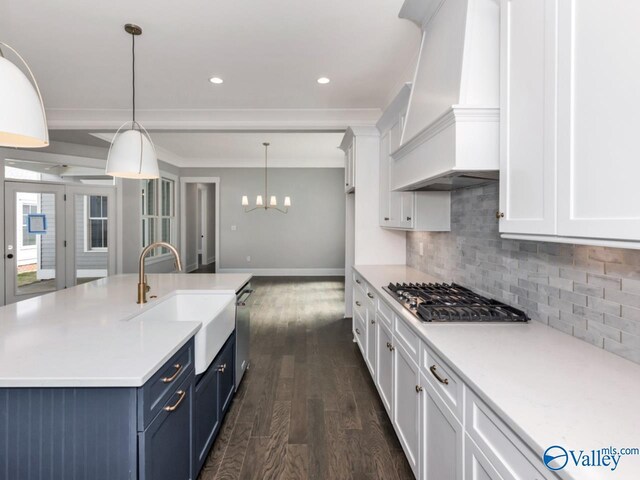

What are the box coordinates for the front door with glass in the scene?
[4,182,116,304]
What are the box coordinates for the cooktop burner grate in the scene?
[383,282,529,323]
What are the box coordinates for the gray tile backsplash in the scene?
[407,182,640,364]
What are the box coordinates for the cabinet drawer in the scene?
[353,287,367,319]
[138,339,195,430]
[465,432,504,480]
[393,314,420,363]
[465,389,553,480]
[364,286,377,306]
[353,271,366,293]
[377,298,394,328]
[422,345,463,421]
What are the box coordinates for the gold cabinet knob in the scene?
[415,385,424,393]
[496,211,505,219]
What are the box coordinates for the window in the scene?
[87,195,108,251]
[21,204,37,247]
[141,176,176,257]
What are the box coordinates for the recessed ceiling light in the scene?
[317,77,331,84]
[209,77,224,84]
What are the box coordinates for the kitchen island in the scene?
[0,272,251,480]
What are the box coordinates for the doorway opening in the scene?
[180,177,219,273]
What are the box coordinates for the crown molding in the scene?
[45,107,382,131]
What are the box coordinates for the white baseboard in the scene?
[186,262,198,273]
[217,268,345,276]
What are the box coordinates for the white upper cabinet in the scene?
[556,0,640,241]
[344,143,355,193]
[499,0,557,235]
[500,0,640,246]
[378,84,451,232]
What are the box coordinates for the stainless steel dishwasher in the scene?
[235,282,252,389]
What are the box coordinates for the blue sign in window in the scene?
[27,214,47,234]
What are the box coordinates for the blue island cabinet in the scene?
[193,332,236,476]
[0,338,196,480]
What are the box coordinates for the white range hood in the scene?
[391,0,500,191]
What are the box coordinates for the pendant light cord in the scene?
[132,33,136,123]
[265,143,268,207]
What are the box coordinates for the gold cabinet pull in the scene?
[164,390,186,412]
[386,342,391,349]
[415,385,423,393]
[389,344,395,352]
[355,279,361,284]
[430,365,449,385]
[384,217,390,221]
[217,363,227,373]
[161,363,182,383]
[496,211,505,219]
[355,328,361,335]
[371,319,375,325]
[355,301,361,307]
[367,292,374,299]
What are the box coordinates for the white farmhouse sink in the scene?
[132,292,236,375]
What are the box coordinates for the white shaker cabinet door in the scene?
[375,320,394,416]
[556,0,640,240]
[499,0,558,235]
[393,343,421,478]
[420,373,464,480]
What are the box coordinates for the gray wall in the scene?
[180,168,345,271]
[407,182,640,365]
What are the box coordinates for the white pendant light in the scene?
[242,142,292,214]
[106,24,159,179]
[0,43,49,148]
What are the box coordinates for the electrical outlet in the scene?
[246,256,251,262]
[419,242,424,256]
[231,225,237,231]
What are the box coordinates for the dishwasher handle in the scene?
[236,289,254,306]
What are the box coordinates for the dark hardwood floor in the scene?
[197,276,413,480]
[191,262,217,274]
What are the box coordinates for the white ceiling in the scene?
[1,0,419,117]
[58,130,345,168]
[147,132,346,168]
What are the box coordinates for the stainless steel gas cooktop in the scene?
[383,282,529,323]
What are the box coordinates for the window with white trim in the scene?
[141,176,176,257]
[86,195,108,251]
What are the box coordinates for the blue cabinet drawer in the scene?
[138,338,194,430]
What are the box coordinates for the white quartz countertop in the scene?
[0,273,251,388]
[354,265,640,480]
